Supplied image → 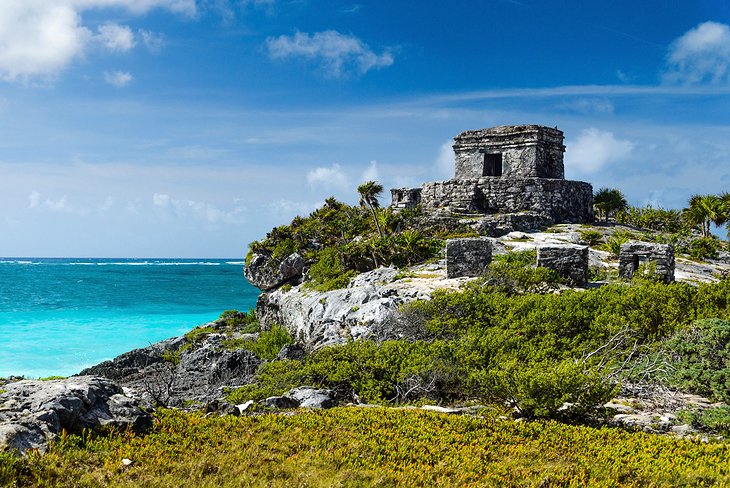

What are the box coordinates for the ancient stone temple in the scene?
[391,125,593,234]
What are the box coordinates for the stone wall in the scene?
[390,187,423,211]
[418,177,593,223]
[446,238,493,278]
[536,244,589,286]
[618,241,675,283]
[453,125,565,180]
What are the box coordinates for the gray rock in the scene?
[0,376,151,456]
[244,252,304,291]
[263,396,299,409]
[81,332,262,407]
[537,244,589,286]
[286,387,337,409]
[446,238,493,278]
[276,344,307,361]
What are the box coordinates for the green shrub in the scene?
[161,350,181,365]
[601,231,633,258]
[479,254,560,295]
[480,358,617,419]
[616,206,686,233]
[180,326,216,351]
[666,318,730,402]
[678,406,730,436]
[226,325,295,360]
[579,230,603,246]
[308,248,357,291]
[688,237,720,260]
[218,309,260,334]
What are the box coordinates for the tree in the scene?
[358,181,385,237]
[593,188,628,222]
[683,194,724,238]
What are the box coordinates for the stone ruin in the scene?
[391,125,593,235]
[536,244,589,287]
[618,241,675,283]
[446,238,590,285]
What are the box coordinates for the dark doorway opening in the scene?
[483,153,503,177]
[631,254,640,275]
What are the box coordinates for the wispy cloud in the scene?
[663,21,730,85]
[104,70,133,87]
[152,193,246,225]
[266,30,394,78]
[96,23,135,52]
[307,163,349,191]
[28,191,79,214]
[432,140,455,180]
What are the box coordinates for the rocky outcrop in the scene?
[80,331,262,407]
[256,264,467,349]
[264,387,337,409]
[244,252,305,291]
[0,376,151,455]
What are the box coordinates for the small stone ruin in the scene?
[391,125,593,235]
[446,238,493,278]
[536,244,589,287]
[618,241,675,283]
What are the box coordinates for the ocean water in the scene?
[0,258,259,378]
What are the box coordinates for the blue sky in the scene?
[1,0,729,257]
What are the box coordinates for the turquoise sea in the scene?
[0,258,258,378]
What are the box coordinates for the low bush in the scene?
[579,229,603,246]
[218,309,260,334]
[223,325,294,361]
[665,318,730,402]
[688,237,721,260]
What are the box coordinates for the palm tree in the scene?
[593,188,628,222]
[721,192,730,239]
[683,194,723,237]
[357,181,384,237]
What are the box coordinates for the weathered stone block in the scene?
[537,244,589,286]
[618,241,675,283]
[446,238,493,278]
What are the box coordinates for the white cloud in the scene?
[433,140,454,179]
[360,160,378,182]
[266,30,394,78]
[152,193,245,225]
[306,163,349,191]
[664,21,730,85]
[565,128,634,174]
[28,191,76,213]
[0,0,194,81]
[96,23,135,51]
[558,98,614,114]
[104,70,133,87]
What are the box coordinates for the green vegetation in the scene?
[246,189,474,291]
[222,325,293,360]
[160,350,181,366]
[38,376,66,381]
[179,326,216,352]
[218,309,260,334]
[679,406,730,436]
[231,247,730,419]
[3,408,730,487]
[579,229,603,246]
[617,205,686,233]
[665,318,730,402]
[593,187,628,222]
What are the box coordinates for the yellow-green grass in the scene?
[2,407,729,487]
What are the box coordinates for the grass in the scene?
[2,408,729,487]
